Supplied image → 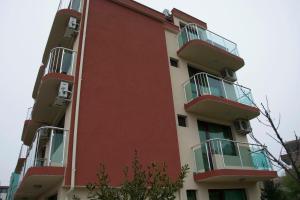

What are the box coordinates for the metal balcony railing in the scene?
[26,107,32,120]
[192,138,273,173]
[183,72,255,107]
[46,47,76,75]
[18,144,28,160]
[58,0,82,13]
[178,23,239,56]
[19,127,67,185]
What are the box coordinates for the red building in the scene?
[13,0,276,199]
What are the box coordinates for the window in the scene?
[180,22,187,30]
[209,189,247,200]
[186,190,197,200]
[48,194,58,200]
[169,57,178,67]
[187,65,203,77]
[177,115,187,127]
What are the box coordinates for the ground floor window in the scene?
[47,194,57,200]
[209,189,247,200]
[186,190,197,200]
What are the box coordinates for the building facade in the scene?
[6,173,19,200]
[0,186,8,200]
[13,0,277,199]
[281,139,300,168]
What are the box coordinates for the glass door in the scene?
[209,189,247,200]
[197,121,236,171]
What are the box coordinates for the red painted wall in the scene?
[69,0,181,186]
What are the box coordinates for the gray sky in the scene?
[0,0,299,185]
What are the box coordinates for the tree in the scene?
[281,172,300,200]
[85,151,189,200]
[260,180,286,200]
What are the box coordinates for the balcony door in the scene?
[187,66,228,98]
[197,121,236,171]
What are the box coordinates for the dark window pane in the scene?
[187,190,197,200]
[177,115,187,127]
[209,189,247,200]
[180,22,187,30]
[61,50,73,74]
[170,58,178,67]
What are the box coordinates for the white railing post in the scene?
[48,130,54,166]
[192,147,198,172]
[185,27,190,42]
[183,83,188,102]
[62,131,67,166]
[204,142,211,171]
[219,140,225,168]
[205,74,212,95]
[70,51,75,74]
[195,24,200,40]
[221,79,228,98]
[33,130,41,167]
[193,75,199,97]
[60,48,65,74]
[237,143,244,168]
[47,50,52,73]
[222,37,227,51]
[18,144,23,159]
[51,49,56,73]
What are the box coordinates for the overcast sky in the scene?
[0,0,299,185]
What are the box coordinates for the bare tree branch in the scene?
[236,86,300,183]
[265,132,282,145]
[276,113,281,130]
[257,117,272,128]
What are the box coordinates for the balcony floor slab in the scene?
[178,40,244,71]
[31,73,73,125]
[15,167,64,199]
[194,169,277,183]
[185,95,260,121]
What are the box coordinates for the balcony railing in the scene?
[183,73,254,107]
[178,24,239,56]
[19,127,67,185]
[26,107,32,120]
[46,47,76,75]
[18,144,28,160]
[192,138,273,173]
[58,0,82,13]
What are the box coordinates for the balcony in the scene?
[192,139,277,182]
[183,73,260,121]
[15,127,67,199]
[59,0,82,12]
[7,173,20,200]
[177,24,244,71]
[32,47,75,125]
[15,145,28,174]
[42,0,82,65]
[21,107,42,146]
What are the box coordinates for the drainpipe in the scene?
[65,0,89,199]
